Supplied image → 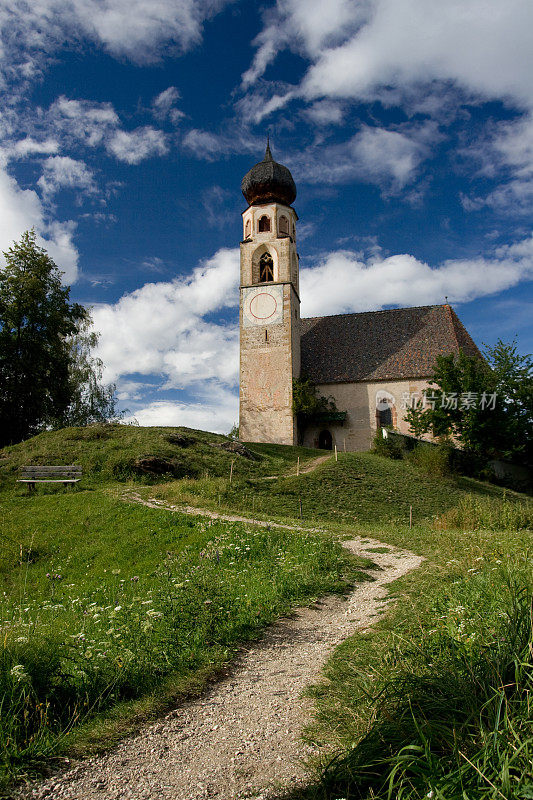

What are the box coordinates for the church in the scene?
[238,144,481,451]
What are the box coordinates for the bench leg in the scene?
[27,482,35,494]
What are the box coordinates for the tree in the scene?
[406,342,532,465]
[0,230,117,446]
[59,317,119,428]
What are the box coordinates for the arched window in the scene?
[245,219,251,238]
[259,252,274,282]
[258,215,271,232]
[279,215,289,235]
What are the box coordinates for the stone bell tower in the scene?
[239,142,301,445]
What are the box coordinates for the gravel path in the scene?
[21,504,422,800]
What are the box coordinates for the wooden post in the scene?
[297,456,300,476]
[334,444,338,462]
[409,505,413,528]
[299,496,303,519]
[229,460,234,484]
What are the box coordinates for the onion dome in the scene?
[241,141,297,206]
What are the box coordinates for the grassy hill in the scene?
[0,424,531,796]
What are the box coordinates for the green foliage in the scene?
[371,430,405,460]
[293,377,341,444]
[406,342,533,465]
[60,316,120,428]
[0,231,118,446]
[0,231,87,446]
[407,442,452,477]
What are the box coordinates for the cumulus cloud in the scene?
[92,247,240,387]
[0,162,79,282]
[300,235,533,317]
[124,383,238,433]
[242,0,533,126]
[37,156,97,200]
[106,127,168,164]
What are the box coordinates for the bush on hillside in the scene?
[371,430,405,460]
[407,441,452,477]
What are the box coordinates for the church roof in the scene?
[300,304,482,384]
[241,141,297,207]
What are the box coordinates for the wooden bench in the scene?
[18,466,82,492]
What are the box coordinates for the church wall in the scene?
[239,282,298,445]
[302,378,432,452]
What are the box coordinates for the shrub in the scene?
[407,442,452,477]
[371,430,405,460]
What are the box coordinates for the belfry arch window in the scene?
[245,219,251,238]
[279,215,289,235]
[259,252,274,282]
[258,215,271,232]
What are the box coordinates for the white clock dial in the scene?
[243,285,283,327]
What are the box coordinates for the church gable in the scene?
[300,304,482,384]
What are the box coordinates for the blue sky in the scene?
[0,0,531,431]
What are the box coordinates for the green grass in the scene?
[1,424,532,797]
[0,428,363,788]
[151,448,523,527]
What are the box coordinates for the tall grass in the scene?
[436,494,533,530]
[308,557,533,799]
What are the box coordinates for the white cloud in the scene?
[10,138,59,157]
[242,0,533,127]
[152,86,184,123]
[0,0,236,78]
[125,383,238,433]
[49,97,119,147]
[300,235,533,317]
[292,123,433,190]
[241,0,364,88]
[182,129,227,160]
[37,156,97,200]
[303,100,345,126]
[0,162,79,282]
[462,114,533,213]
[299,0,533,110]
[106,127,168,164]
[92,247,240,386]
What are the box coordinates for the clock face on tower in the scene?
[242,285,284,327]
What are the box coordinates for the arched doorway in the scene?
[318,430,333,450]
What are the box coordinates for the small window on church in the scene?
[258,215,271,232]
[245,219,251,238]
[279,215,289,235]
[259,252,274,282]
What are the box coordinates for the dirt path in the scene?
[22,506,422,800]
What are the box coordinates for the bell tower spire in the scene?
[238,143,301,445]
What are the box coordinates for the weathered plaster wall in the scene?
[302,378,432,451]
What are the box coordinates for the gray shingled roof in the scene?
[300,304,482,384]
